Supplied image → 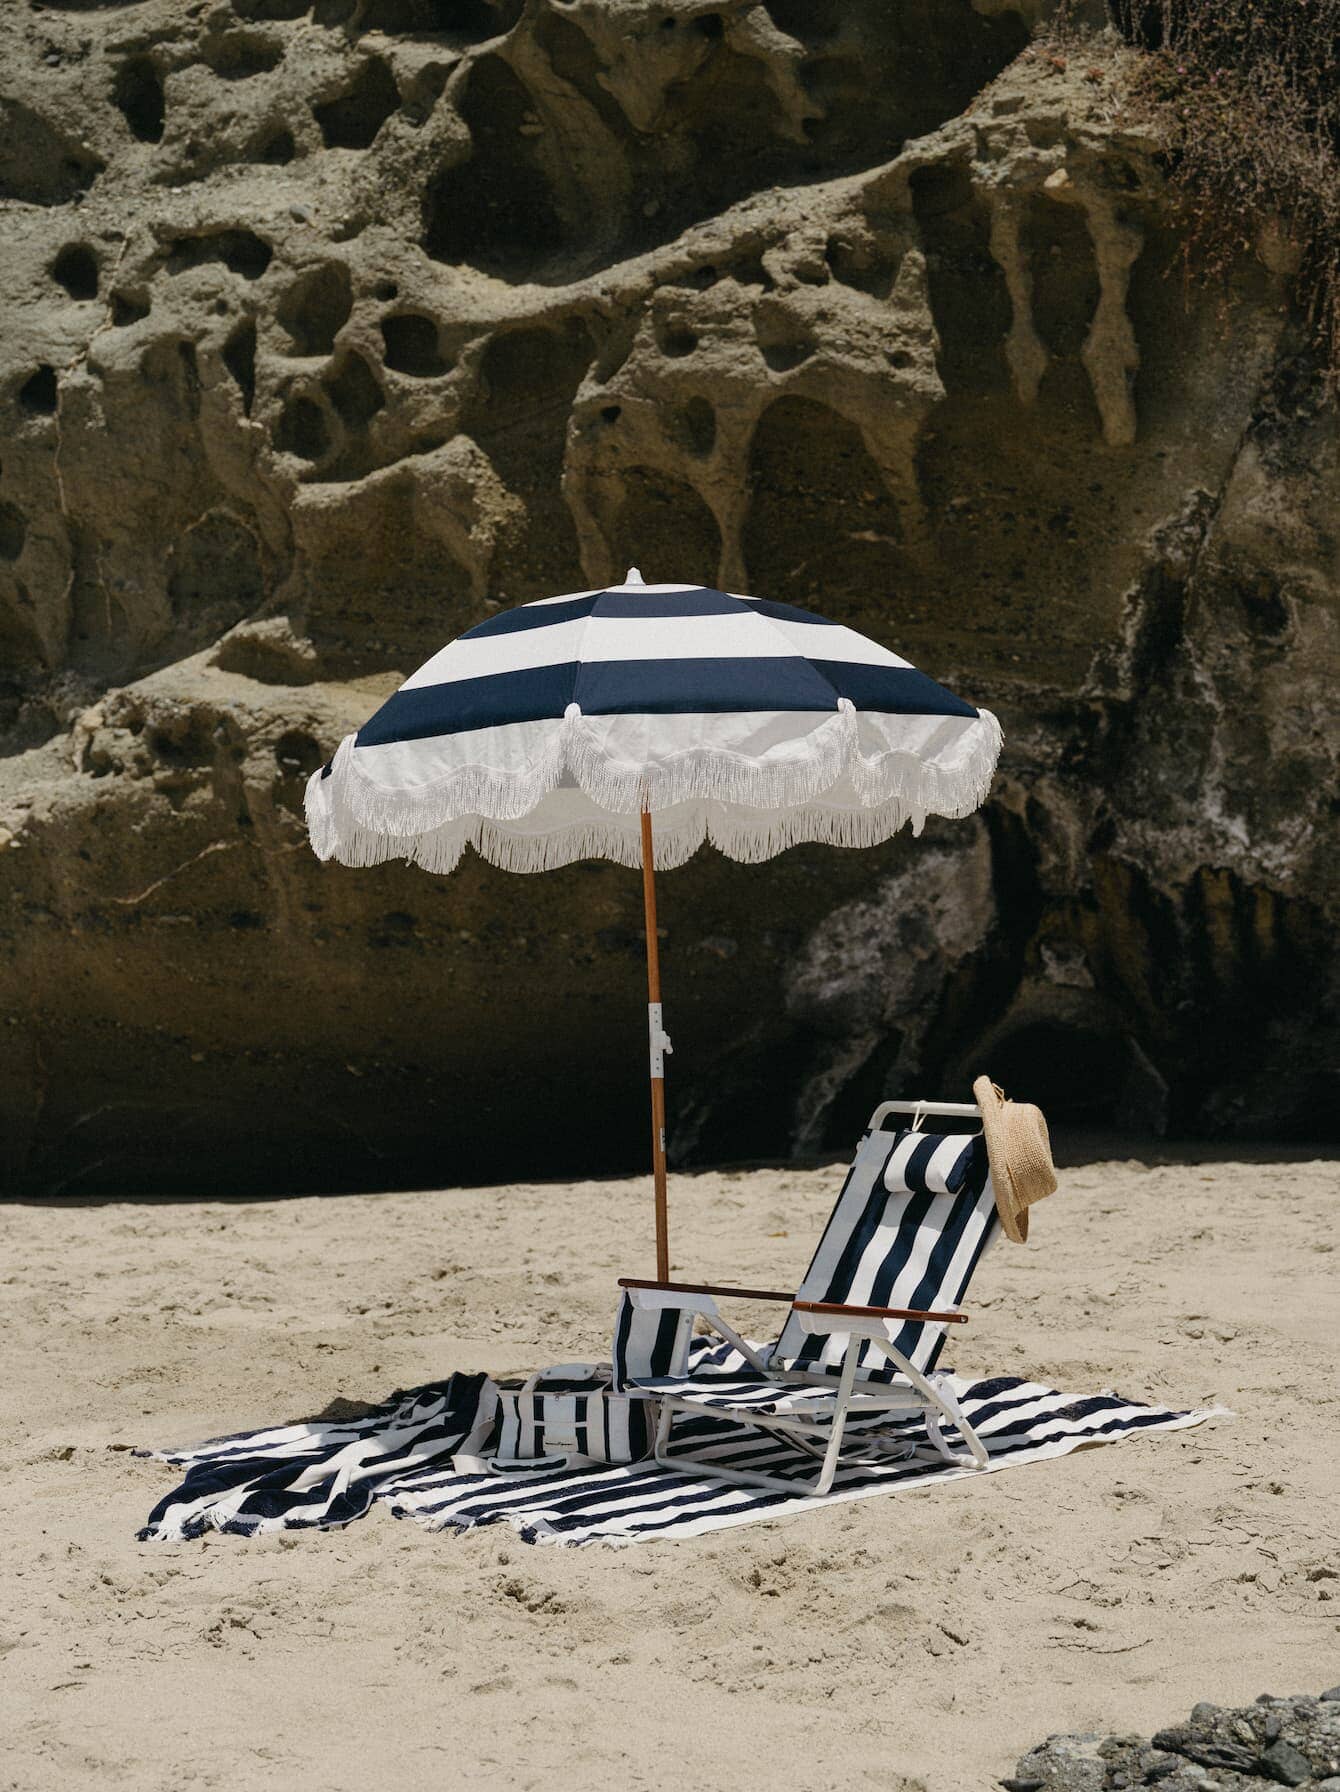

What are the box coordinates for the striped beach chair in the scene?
[616,1099,1002,1496]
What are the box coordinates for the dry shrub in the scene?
[1106,0,1340,380]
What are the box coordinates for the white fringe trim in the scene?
[306,707,1003,874]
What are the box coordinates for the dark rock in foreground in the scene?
[1004,1689,1340,1791]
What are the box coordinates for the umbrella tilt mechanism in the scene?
[647,1003,672,1081]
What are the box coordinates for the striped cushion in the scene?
[882,1128,984,1195]
[773,1127,999,1381]
[611,1291,691,1394]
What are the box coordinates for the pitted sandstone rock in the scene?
[0,3,1336,1192]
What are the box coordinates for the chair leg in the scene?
[811,1412,847,1496]
[653,1391,677,1463]
[861,1336,991,1471]
[924,1405,955,1462]
[810,1349,861,1495]
[653,1386,876,1497]
[652,1352,932,1496]
[924,1379,990,1470]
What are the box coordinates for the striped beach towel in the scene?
[138,1341,1225,1547]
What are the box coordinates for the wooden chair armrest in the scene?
[618,1282,966,1323]
[618,1276,796,1303]
[793,1298,968,1325]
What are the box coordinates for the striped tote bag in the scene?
[493,1364,654,1470]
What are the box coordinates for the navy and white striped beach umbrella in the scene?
[306,569,1001,874]
[307,567,1002,1277]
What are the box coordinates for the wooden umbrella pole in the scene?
[640,808,670,1281]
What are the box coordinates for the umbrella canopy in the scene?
[307,570,1001,875]
[306,568,1002,1280]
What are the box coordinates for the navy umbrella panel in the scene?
[307,570,1002,1277]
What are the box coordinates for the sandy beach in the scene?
[3,1149,1337,1792]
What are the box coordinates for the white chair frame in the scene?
[624,1098,993,1498]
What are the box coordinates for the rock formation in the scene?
[1003,1688,1340,1790]
[1,0,1336,1194]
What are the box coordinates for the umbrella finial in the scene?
[624,566,644,586]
